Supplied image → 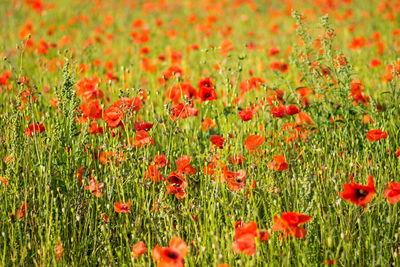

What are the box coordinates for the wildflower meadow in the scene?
[1,0,400,266]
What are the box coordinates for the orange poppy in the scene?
[232,221,269,256]
[152,237,188,267]
[244,135,265,152]
[84,178,104,197]
[55,241,64,261]
[132,241,147,259]
[0,176,8,186]
[114,199,131,213]
[268,155,289,171]
[383,182,400,204]
[202,118,216,130]
[271,212,312,239]
[103,106,124,128]
[13,202,28,218]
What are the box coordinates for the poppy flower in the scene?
[134,121,153,132]
[268,155,289,171]
[198,77,217,102]
[84,178,104,197]
[133,130,154,148]
[81,89,104,103]
[0,176,8,186]
[366,129,388,142]
[55,241,64,261]
[144,165,164,182]
[220,39,234,56]
[350,79,369,106]
[114,199,131,213]
[271,106,286,118]
[383,182,400,204]
[271,212,312,239]
[166,171,188,199]
[152,237,188,267]
[132,241,147,259]
[170,102,198,120]
[24,123,45,136]
[210,135,225,149]
[226,169,246,191]
[13,202,28,218]
[175,155,196,175]
[80,101,103,120]
[88,122,104,135]
[268,47,280,56]
[370,58,381,68]
[285,104,299,116]
[239,108,255,121]
[111,97,142,113]
[396,147,400,158]
[152,154,168,168]
[339,175,375,210]
[229,154,244,165]
[232,221,258,256]
[103,106,124,128]
[202,118,216,130]
[244,135,265,152]
[101,213,109,223]
[362,114,374,124]
[232,221,269,256]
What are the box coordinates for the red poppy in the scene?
[144,165,164,182]
[271,212,312,239]
[24,122,45,136]
[175,155,196,175]
[85,178,104,197]
[13,202,28,218]
[232,221,269,256]
[152,237,188,267]
[166,171,188,199]
[134,130,154,148]
[271,106,286,118]
[114,199,131,213]
[80,101,102,120]
[152,154,168,168]
[210,135,225,149]
[132,241,147,259]
[0,176,8,186]
[239,108,255,121]
[244,135,265,152]
[339,175,375,210]
[170,102,198,120]
[285,104,299,116]
[101,213,109,223]
[55,241,64,261]
[88,122,103,135]
[268,155,289,171]
[229,154,244,165]
[366,129,388,142]
[226,169,246,191]
[370,58,381,68]
[220,39,234,56]
[396,147,400,158]
[350,79,369,106]
[202,118,216,130]
[198,77,217,102]
[383,182,400,204]
[103,106,124,128]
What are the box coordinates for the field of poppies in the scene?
[1,0,400,266]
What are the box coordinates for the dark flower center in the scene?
[356,189,368,200]
[165,249,179,260]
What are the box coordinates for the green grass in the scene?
[1,0,400,266]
